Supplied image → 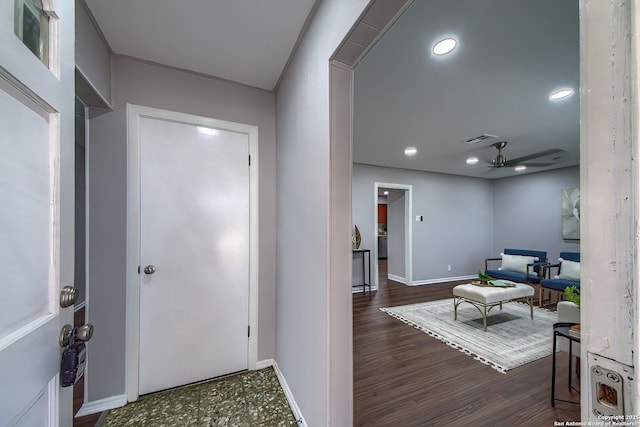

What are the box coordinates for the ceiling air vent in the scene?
[464,134,499,144]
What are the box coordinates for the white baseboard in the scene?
[75,394,127,418]
[387,274,407,284]
[256,358,274,370]
[411,275,476,286]
[271,361,307,427]
[351,285,377,294]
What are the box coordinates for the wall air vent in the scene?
[464,134,499,144]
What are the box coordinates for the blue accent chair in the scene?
[485,249,548,303]
[539,252,580,307]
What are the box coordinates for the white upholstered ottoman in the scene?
[452,282,534,331]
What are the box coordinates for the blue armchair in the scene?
[539,252,580,307]
[484,249,548,303]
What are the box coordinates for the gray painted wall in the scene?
[353,164,580,287]
[275,1,368,425]
[352,163,494,284]
[85,55,277,402]
[75,0,111,104]
[387,193,405,278]
[492,166,580,262]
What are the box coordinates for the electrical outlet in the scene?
[447,265,451,271]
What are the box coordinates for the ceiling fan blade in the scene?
[506,149,565,164]
[516,162,555,167]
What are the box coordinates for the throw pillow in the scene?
[501,254,538,274]
[559,259,581,282]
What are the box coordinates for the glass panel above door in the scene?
[14,0,50,67]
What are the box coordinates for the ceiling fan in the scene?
[487,141,564,168]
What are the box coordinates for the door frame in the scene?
[73,96,90,416]
[330,0,639,421]
[124,104,259,401]
[373,182,412,288]
[73,96,89,313]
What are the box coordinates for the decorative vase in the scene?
[352,225,361,249]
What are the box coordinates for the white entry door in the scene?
[132,107,254,395]
[0,1,75,426]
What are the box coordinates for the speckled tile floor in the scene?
[101,367,298,426]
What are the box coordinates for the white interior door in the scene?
[138,114,251,395]
[0,1,75,426]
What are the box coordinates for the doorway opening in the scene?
[373,183,412,290]
[331,2,626,422]
[72,68,113,424]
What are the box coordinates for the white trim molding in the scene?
[124,104,259,401]
[373,182,413,290]
[74,394,127,418]
[73,301,86,312]
[351,284,377,294]
[411,275,476,286]
[329,63,355,426]
[255,359,274,370]
[580,0,638,419]
[387,274,407,284]
[271,361,307,427]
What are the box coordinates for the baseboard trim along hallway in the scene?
[260,359,307,427]
[75,394,127,418]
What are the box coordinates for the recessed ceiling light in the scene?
[433,37,457,55]
[514,165,527,172]
[404,146,417,156]
[549,88,574,101]
[383,191,389,196]
[466,157,479,165]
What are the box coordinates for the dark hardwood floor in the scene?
[353,260,581,426]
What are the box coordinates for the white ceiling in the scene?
[83,0,579,179]
[353,0,580,179]
[83,0,317,90]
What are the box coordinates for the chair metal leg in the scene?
[539,287,545,308]
[483,305,487,332]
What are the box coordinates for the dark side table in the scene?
[552,322,580,406]
[352,249,371,296]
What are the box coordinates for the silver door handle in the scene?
[143,265,157,275]
[76,324,94,342]
[60,286,79,308]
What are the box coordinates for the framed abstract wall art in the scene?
[561,188,580,240]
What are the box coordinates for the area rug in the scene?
[381,299,557,373]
